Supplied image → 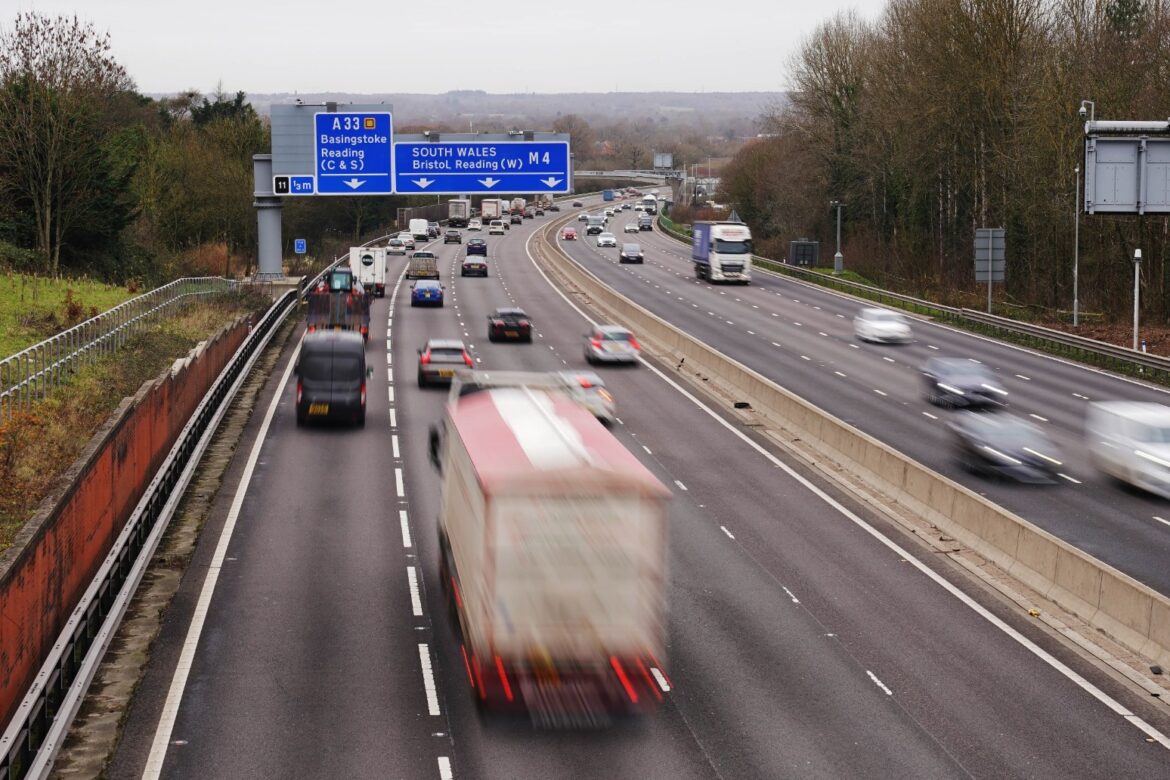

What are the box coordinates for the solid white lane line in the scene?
[1154,516,1170,528]
[927,344,940,350]
[396,468,405,498]
[1029,414,1049,423]
[720,526,735,539]
[883,356,895,363]
[819,332,828,337]
[782,586,800,604]
[438,757,453,780]
[1073,393,1090,400]
[772,342,782,348]
[674,480,688,491]
[392,435,400,459]
[1058,474,1082,484]
[873,389,887,397]
[923,412,939,420]
[849,343,860,349]
[419,644,441,715]
[143,337,302,778]
[801,355,811,361]
[407,566,423,616]
[867,670,893,696]
[400,510,412,548]
[1016,374,1031,381]
[643,445,653,455]
[835,371,847,378]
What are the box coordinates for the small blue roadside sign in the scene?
[393,141,570,194]
[273,175,315,195]
[294,238,307,254]
[315,112,393,195]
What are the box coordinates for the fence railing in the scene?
[0,277,237,420]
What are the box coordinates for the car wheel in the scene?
[488,332,496,342]
[296,409,305,426]
[418,372,427,388]
[357,411,366,428]
[524,334,533,343]
[411,300,418,307]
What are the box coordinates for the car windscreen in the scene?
[429,348,465,363]
[622,244,641,252]
[600,331,632,341]
[714,239,752,254]
[1134,422,1170,443]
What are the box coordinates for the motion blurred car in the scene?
[467,218,483,231]
[572,201,584,207]
[487,307,533,342]
[387,238,407,255]
[467,238,487,256]
[619,243,644,264]
[397,232,416,250]
[417,339,473,387]
[443,229,462,244]
[510,214,523,224]
[621,203,631,210]
[488,220,506,235]
[295,331,371,427]
[922,357,1008,408]
[633,204,645,212]
[597,232,617,248]
[427,222,441,238]
[1086,401,1170,498]
[623,222,640,233]
[950,412,1063,483]
[523,207,535,219]
[557,371,615,424]
[584,325,640,365]
[461,256,488,277]
[577,212,589,222]
[604,208,615,217]
[535,206,545,216]
[548,203,560,212]
[410,279,445,307]
[854,307,913,344]
[561,227,577,240]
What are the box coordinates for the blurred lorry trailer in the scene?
[434,385,671,723]
[448,198,472,228]
[348,246,386,297]
[306,266,370,340]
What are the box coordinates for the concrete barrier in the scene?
[535,227,1170,670]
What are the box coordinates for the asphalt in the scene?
[107,208,1170,779]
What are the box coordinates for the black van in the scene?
[295,331,371,427]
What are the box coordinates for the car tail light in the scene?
[420,352,431,365]
[492,319,504,327]
[610,656,638,704]
[463,352,473,367]
[307,325,316,333]
[518,319,529,327]
[591,338,602,348]
[360,381,366,406]
[576,377,593,389]
[495,656,515,702]
[296,380,303,404]
[628,337,641,351]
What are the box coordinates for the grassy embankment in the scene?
[0,273,139,360]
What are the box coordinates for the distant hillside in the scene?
[241,91,787,129]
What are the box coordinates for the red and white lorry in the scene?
[433,383,671,724]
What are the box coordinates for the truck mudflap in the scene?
[460,647,670,726]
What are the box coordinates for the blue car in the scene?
[410,280,444,307]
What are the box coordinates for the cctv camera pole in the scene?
[830,200,844,273]
[1134,248,1142,350]
[1073,164,1080,327]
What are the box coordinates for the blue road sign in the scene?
[315,112,393,195]
[294,238,307,254]
[273,175,315,195]
[394,141,570,194]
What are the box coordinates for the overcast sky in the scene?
[9,0,889,94]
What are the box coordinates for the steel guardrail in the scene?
[654,215,1170,383]
[0,277,237,420]
[0,289,296,780]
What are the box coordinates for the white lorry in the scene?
[691,221,753,284]
[510,197,527,215]
[448,198,472,228]
[480,198,506,222]
[348,246,386,297]
[432,382,671,723]
[410,218,430,242]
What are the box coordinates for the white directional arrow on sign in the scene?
[411,178,434,189]
[478,177,500,188]
[343,178,366,190]
[540,177,563,188]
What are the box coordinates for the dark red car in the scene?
[487,307,533,342]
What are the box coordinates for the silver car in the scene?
[596,232,617,248]
[584,325,640,365]
[396,232,416,250]
[387,238,407,255]
[854,307,912,343]
[557,371,616,423]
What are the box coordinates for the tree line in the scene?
[722,0,1170,321]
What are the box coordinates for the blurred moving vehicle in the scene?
[561,227,577,240]
[854,307,912,344]
[467,218,483,231]
[349,246,386,297]
[448,198,472,228]
[692,221,750,282]
[387,238,407,255]
[597,232,617,248]
[584,325,640,365]
[410,279,445,307]
[577,212,590,222]
[443,229,462,244]
[624,222,640,233]
[922,357,1008,408]
[557,371,615,423]
[410,218,430,241]
[417,339,473,387]
[487,307,532,342]
[428,222,441,238]
[396,232,416,250]
[620,243,644,264]
[406,251,440,280]
[467,238,488,256]
[306,266,369,341]
[638,215,653,231]
[950,412,1062,483]
[1086,401,1170,499]
[461,256,488,277]
[510,213,523,224]
[431,380,671,719]
[488,220,506,235]
[572,200,584,207]
[295,331,371,427]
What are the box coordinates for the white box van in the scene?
[1085,401,1170,498]
[410,218,430,242]
[349,246,387,297]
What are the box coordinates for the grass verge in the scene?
[0,273,138,359]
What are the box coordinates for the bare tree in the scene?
[0,13,132,274]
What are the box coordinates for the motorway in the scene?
[557,206,1170,597]
[106,206,1170,778]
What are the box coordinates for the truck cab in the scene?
[692,221,753,284]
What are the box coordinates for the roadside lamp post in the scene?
[1073,164,1080,327]
[830,200,844,273]
[1133,248,1142,351]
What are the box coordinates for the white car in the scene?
[396,232,416,250]
[604,208,615,217]
[387,238,407,255]
[577,212,589,222]
[633,204,645,212]
[854,307,912,344]
[623,223,640,233]
[467,218,483,231]
[488,220,506,235]
[596,232,617,247]
[584,325,640,364]
[557,371,615,424]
